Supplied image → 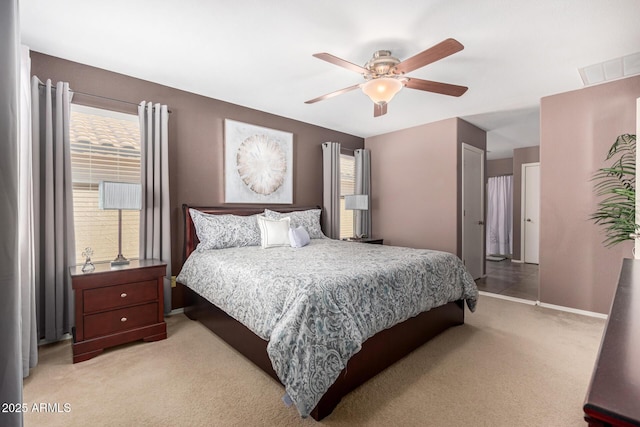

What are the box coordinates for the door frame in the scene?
[521,162,540,264]
[635,98,640,259]
[461,143,485,279]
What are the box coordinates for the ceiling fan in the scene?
[305,38,468,117]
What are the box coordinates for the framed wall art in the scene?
[224,119,293,204]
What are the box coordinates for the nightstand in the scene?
[70,259,167,363]
[345,237,384,245]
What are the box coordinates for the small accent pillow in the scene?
[257,215,291,249]
[189,209,260,250]
[264,209,324,239]
[289,226,310,248]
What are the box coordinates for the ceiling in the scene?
[19,0,640,160]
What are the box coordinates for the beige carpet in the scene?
[23,295,605,426]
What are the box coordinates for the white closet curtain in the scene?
[322,142,341,239]
[486,175,513,256]
[138,101,171,314]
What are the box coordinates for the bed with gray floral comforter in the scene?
[176,238,478,417]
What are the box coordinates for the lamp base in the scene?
[111,254,130,267]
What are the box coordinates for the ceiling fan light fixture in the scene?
[361,77,403,105]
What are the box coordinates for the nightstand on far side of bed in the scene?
[70,259,167,363]
[344,237,384,245]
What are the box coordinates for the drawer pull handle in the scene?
[120,317,127,323]
[120,293,127,298]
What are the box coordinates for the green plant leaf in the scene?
[590,134,637,247]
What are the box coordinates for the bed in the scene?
[177,205,478,420]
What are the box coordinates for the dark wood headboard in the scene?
[181,204,321,263]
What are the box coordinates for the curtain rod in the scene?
[37,82,172,113]
[341,147,366,153]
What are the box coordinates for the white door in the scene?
[462,144,485,279]
[522,163,540,264]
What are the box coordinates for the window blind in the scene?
[339,154,355,239]
[70,105,141,264]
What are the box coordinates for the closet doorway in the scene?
[478,165,539,301]
[486,175,513,259]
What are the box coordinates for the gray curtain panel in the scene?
[138,101,172,314]
[354,148,372,238]
[0,0,24,425]
[31,77,77,341]
[20,47,38,377]
[322,142,341,239]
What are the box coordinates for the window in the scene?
[339,153,355,239]
[69,105,141,264]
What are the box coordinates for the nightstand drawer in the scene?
[84,302,158,339]
[84,280,158,313]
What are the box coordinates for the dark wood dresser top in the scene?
[584,258,640,426]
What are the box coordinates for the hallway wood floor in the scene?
[476,259,539,301]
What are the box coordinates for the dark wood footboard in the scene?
[185,287,464,420]
[184,288,278,381]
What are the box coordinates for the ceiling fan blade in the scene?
[374,103,387,117]
[305,83,362,104]
[393,38,464,75]
[313,53,369,74]
[405,78,468,97]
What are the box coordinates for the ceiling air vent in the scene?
[578,51,640,86]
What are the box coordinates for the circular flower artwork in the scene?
[236,134,287,195]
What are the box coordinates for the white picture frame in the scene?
[224,119,293,204]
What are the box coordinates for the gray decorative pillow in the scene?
[263,208,325,239]
[190,209,261,250]
[289,226,310,248]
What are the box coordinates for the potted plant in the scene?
[591,133,637,246]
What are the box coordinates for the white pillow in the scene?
[289,226,310,248]
[257,216,291,249]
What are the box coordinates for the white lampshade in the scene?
[345,194,369,211]
[361,78,403,104]
[99,181,142,210]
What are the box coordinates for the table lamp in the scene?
[99,181,142,266]
[344,194,369,239]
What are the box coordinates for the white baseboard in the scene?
[168,307,185,316]
[478,291,536,305]
[537,302,607,319]
[510,259,524,263]
[39,333,72,346]
[479,291,608,319]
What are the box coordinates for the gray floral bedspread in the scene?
[176,239,478,417]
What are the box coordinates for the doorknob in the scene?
[477,220,484,225]
[526,218,532,222]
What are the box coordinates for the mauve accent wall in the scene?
[366,118,458,252]
[30,52,364,308]
[487,158,513,178]
[365,118,486,258]
[540,75,640,314]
